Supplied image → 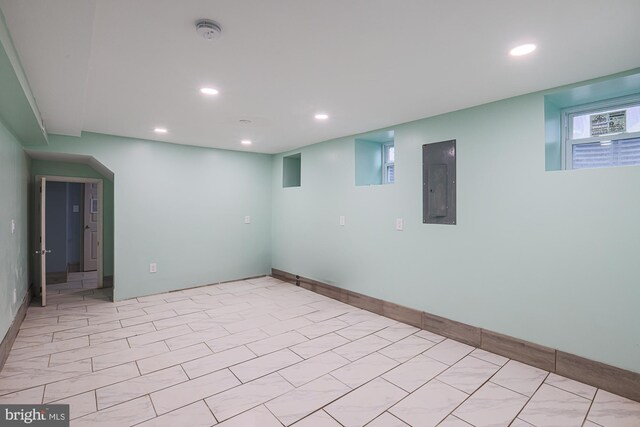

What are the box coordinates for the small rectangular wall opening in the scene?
[355,130,394,186]
[283,153,302,188]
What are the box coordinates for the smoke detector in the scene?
[196,19,222,40]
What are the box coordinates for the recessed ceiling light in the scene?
[241,140,252,145]
[154,128,168,134]
[509,44,537,56]
[200,87,219,95]
[315,113,329,120]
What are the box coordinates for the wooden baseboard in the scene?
[272,268,640,403]
[0,288,32,372]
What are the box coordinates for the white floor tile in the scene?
[230,348,302,383]
[279,351,349,387]
[422,338,474,366]
[247,331,309,356]
[182,345,256,379]
[389,379,468,427]
[330,352,399,389]
[436,355,500,394]
[266,374,351,426]
[290,333,350,359]
[490,359,548,397]
[205,372,293,421]
[378,334,436,362]
[325,377,407,427]
[544,372,597,400]
[519,384,591,427]
[587,389,640,427]
[292,410,342,426]
[216,405,283,427]
[135,400,216,427]
[382,354,449,392]
[333,334,392,361]
[150,368,240,415]
[73,395,156,427]
[96,365,188,409]
[43,361,139,403]
[453,382,529,427]
[367,412,410,427]
[137,342,212,375]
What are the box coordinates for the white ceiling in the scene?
[1,0,640,154]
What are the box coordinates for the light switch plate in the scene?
[149,263,157,273]
[339,215,345,226]
[244,215,251,224]
[11,219,15,234]
[396,218,404,231]
[13,289,17,304]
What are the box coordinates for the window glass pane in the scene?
[387,146,395,162]
[572,137,640,169]
[387,165,395,183]
[572,104,640,139]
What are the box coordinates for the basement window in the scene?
[283,153,301,187]
[355,130,395,186]
[563,96,640,170]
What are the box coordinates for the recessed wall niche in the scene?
[355,130,395,186]
[282,153,301,188]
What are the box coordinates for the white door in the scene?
[36,177,50,306]
[83,183,98,271]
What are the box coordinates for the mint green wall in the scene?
[30,160,115,277]
[355,139,383,186]
[28,133,273,300]
[0,119,30,342]
[272,93,640,374]
[544,101,562,171]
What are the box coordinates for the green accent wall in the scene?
[272,92,640,374]
[30,160,115,277]
[0,119,30,342]
[28,133,273,301]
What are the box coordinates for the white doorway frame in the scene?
[34,175,104,294]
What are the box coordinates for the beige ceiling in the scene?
[1,0,640,153]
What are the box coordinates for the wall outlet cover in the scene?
[13,288,17,304]
[396,218,404,231]
[339,215,346,226]
[11,219,15,234]
[244,215,251,224]
[150,263,157,273]
[73,205,80,213]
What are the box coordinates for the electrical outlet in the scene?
[339,215,345,226]
[11,219,15,234]
[244,215,251,224]
[149,263,157,273]
[396,218,404,231]
[13,289,17,304]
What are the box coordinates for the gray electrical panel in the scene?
[423,140,456,225]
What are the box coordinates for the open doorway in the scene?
[34,176,110,306]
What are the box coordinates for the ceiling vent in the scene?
[196,19,222,40]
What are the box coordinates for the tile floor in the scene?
[1,275,639,426]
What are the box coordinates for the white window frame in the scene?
[383,142,395,184]
[562,94,640,170]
